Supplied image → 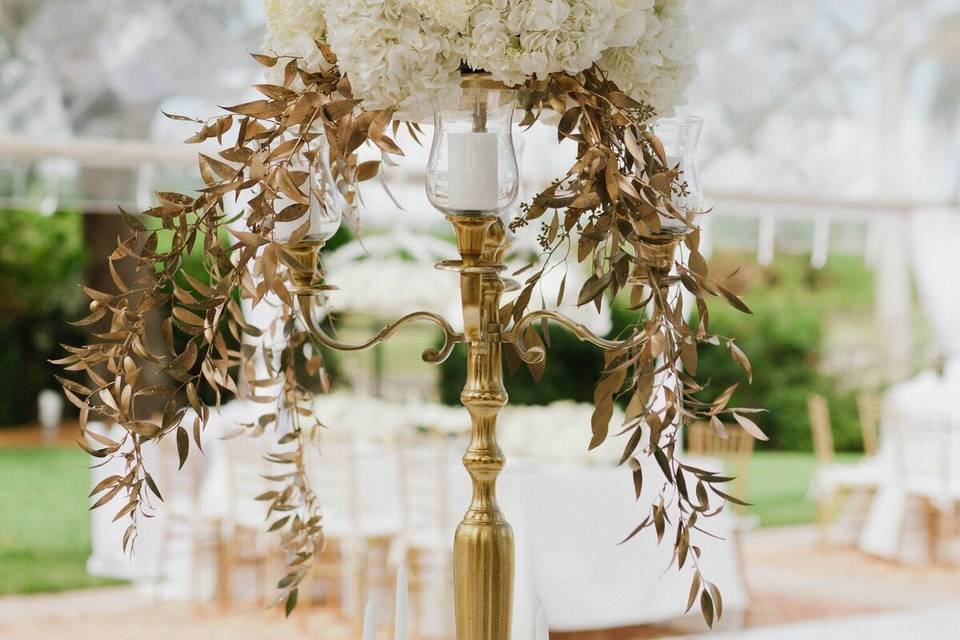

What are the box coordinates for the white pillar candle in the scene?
[394,564,410,640]
[363,599,377,640]
[448,132,499,211]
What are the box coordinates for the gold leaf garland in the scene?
[59,49,758,624]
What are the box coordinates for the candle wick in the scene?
[472,100,487,133]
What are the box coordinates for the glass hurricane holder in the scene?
[650,115,704,237]
[426,78,519,217]
[638,115,704,279]
[276,143,345,295]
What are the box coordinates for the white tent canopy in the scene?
[0,0,958,375]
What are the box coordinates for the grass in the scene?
[0,446,124,595]
[743,450,860,528]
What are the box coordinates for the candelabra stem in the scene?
[449,215,514,640]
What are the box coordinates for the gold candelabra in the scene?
[292,214,675,640]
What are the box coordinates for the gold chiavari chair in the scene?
[152,422,224,602]
[687,419,755,617]
[809,394,881,545]
[219,430,277,606]
[857,392,882,458]
[307,428,397,632]
[395,430,465,639]
[687,420,755,512]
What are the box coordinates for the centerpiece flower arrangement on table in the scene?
[59,0,761,628]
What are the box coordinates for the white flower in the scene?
[606,0,654,47]
[598,0,695,115]
[410,0,478,32]
[261,0,695,119]
[506,0,571,32]
[262,0,329,73]
[467,0,616,85]
[326,0,467,121]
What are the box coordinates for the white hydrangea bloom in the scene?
[607,0,655,48]
[599,0,696,115]
[467,0,616,85]
[262,0,329,73]
[261,0,694,118]
[326,0,466,121]
[410,0,478,32]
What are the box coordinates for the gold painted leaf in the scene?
[700,589,714,628]
[285,589,298,617]
[173,306,204,326]
[224,100,283,119]
[176,426,189,470]
[577,272,610,307]
[718,284,752,314]
[686,573,702,613]
[251,53,278,67]
[229,228,268,248]
[733,413,768,441]
[112,500,137,523]
[728,341,752,383]
[355,160,380,182]
[628,457,643,499]
[643,130,667,166]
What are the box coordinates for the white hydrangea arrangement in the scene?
[262,0,696,119]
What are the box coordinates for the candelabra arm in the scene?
[296,294,463,364]
[508,310,648,363]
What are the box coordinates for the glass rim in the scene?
[459,72,517,92]
[652,114,703,126]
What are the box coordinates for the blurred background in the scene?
[1,0,959,638]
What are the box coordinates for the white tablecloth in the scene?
[498,458,747,634]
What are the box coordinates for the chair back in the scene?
[154,424,205,517]
[857,392,882,457]
[889,408,952,497]
[808,394,834,466]
[396,431,464,550]
[686,421,754,507]
[220,431,273,529]
[310,427,363,536]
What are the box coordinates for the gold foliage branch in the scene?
[505,66,763,626]
[56,48,401,613]
[58,49,760,624]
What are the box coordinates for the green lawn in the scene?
[743,450,860,527]
[0,446,124,595]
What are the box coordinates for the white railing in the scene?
[0,135,199,169]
